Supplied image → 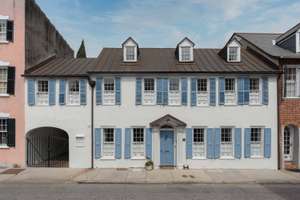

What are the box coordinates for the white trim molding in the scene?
[0,15,9,20]
[0,60,10,66]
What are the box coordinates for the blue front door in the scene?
[160,130,174,166]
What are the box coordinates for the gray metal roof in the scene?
[237,33,300,59]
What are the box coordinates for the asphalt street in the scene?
[0,183,299,200]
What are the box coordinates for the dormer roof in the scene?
[122,37,139,47]
[176,37,195,47]
[276,22,300,44]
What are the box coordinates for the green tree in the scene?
[76,40,87,58]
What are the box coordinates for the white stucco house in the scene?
[24,36,279,169]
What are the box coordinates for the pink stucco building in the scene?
[0,0,73,167]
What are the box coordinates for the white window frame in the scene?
[102,128,115,159]
[192,127,206,159]
[250,127,264,158]
[0,118,8,147]
[283,66,300,98]
[181,46,192,62]
[131,127,146,159]
[296,30,300,53]
[196,78,209,106]
[103,78,115,105]
[249,77,261,105]
[224,78,237,105]
[168,78,181,106]
[67,79,80,105]
[36,80,49,106]
[220,127,234,159]
[143,78,156,105]
[0,19,7,43]
[227,40,241,62]
[0,66,8,95]
[125,46,136,61]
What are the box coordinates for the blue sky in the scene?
[36,0,300,57]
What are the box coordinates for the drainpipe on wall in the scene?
[88,78,96,169]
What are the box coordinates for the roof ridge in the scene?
[236,32,282,35]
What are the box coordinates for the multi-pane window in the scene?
[103,128,114,157]
[37,80,49,105]
[193,128,206,158]
[132,128,145,158]
[143,78,155,105]
[126,46,135,61]
[169,79,180,105]
[197,79,209,106]
[284,68,297,97]
[0,68,7,94]
[249,78,260,105]
[228,47,239,62]
[283,127,292,161]
[103,78,115,105]
[181,47,191,61]
[0,119,8,146]
[68,80,80,105]
[250,128,263,158]
[0,20,7,42]
[221,128,233,158]
[225,78,236,105]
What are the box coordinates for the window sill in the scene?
[250,156,264,159]
[220,156,235,160]
[283,97,300,100]
[248,103,263,106]
[0,41,9,44]
[131,157,146,160]
[101,156,115,160]
[0,145,9,149]
[192,157,206,160]
[0,94,9,97]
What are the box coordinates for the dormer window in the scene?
[177,37,195,62]
[227,40,241,62]
[122,37,138,62]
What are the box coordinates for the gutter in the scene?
[88,78,96,169]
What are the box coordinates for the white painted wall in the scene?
[25,79,92,168]
[92,74,278,169]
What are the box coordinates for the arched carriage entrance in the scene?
[283,125,299,170]
[26,127,69,168]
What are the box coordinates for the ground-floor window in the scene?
[250,128,264,158]
[0,118,8,146]
[221,128,234,158]
[132,128,145,158]
[103,128,115,157]
[283,127,293,161]
[193,128,206,158]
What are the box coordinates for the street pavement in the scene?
[0,183,299,200]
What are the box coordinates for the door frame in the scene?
[159,128,176,167]
[283,126,294,161]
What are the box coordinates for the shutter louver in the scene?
[7,67,15,95]
[95,128,101,159]
[80,79,87,105]
[207,128,214,159]
[234,128,242,159]
[7,118,16,147]
[27,79,35,106]
[186,128,193,159]
[115,128,122,159]
[96,78,102,105]
[219,78,225,105]
[146,128,153,160]
[125,128,131,159]
[59,80,66,105]
[115,77,121,105]
[244,128,251,158]
[262,77,269,105]
[191,78,197,106]
[209,78,216,106]
[214,128,221,159]
[264,128,271,158]
[136,78,142,105]
[49,80,56,106]
[6,20,14,42]
[181,78,188,105]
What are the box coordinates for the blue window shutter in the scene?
[264,128,271,158]
[96,78,102,105]
[244,128,251,158]
[59,80,66,105]
[219,78,225,105]
[244,78,250,104]
[80,79,87,105]
[95,128,101,159]
[125,128,131,159]
[157,78,163,105]
[181,78,188,105]
[49,80,56,106]
[115,128,122,159]
[115,77,121,105]
[186,128,193,159]
[191,78,197,106]
[234,128,242,159]
[237,78,244,105]
[209,78,216,106]
[207,128,214,159]
[146,128,153,160]
[28,79,35,106]
[136,78,142,105]
[262,77,269,105]
[163,79,168,105]
[214,128,221,159]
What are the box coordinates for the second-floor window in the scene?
[169,78,180,105]
[249,78,260,105]
[37,80,49,105]
[181,47,191,61]
[284,67,299,98]
[0,68,7,94]
[0,118,8,146]
[126,46,135,61]
[143,78,155,105]
[0,20,7,42]
[225,78,236,105]
[197,78,209,106]
[103,78,115,105]
[221,128,234,158]
[132,128,145,158]
[68,80,80,105]
[103,128,115,158]
[193,128,206,158]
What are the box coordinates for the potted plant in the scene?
[145,160,154,171]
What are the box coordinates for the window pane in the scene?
[126,46,135,61]
[38,80,48,93]
[193,128,205,143]
[104,128,114,143]
[104,78,114,92]
[144,78,154,91]
[225,78,235,92]
[221,128,232,142]
[0,68,7,94]
[250,128,263,157]
[197,79,207,92]
[181,47,191,61]
[68,80,80,105]
[133,128,144,143]
[0,20,7,41]
[169,79,179,91]
[0,118,8,145]
[221,128,233,157]
[250,78,259,92]
[228,47,238,61]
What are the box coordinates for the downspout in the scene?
[88,78,96,169]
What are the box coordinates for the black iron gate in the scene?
[26,129,69,168]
